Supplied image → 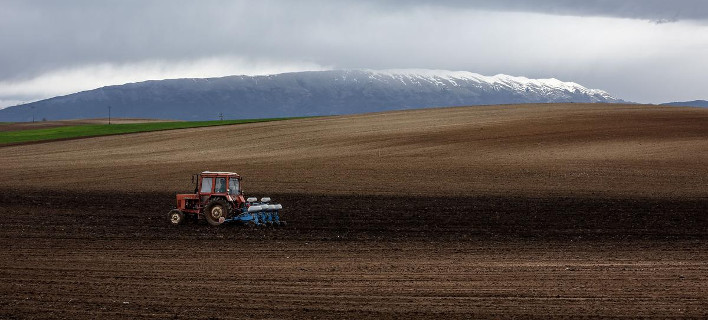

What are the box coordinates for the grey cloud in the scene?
[1,0,704,82]
[2,0,369,80]
[377,0,708,22]
[1,0,707,104]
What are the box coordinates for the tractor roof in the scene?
[200,171,240,177]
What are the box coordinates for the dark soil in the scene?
[1,188,705,241]
[1,189,707,318]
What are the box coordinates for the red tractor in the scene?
[168,171,284,226]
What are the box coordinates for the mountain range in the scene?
[0,69,624,121]
[660,100,708,108]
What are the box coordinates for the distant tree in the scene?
[42,117,47,121]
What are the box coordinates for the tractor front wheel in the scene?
[204,199,229,226]
[169,209,185,226]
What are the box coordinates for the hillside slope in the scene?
[1,103,706,198]
[661,100,708,108]
[0,69,623,121]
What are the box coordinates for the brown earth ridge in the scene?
[1,103,707,319]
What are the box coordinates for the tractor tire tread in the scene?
[203,198,230,226]
[169,209,185,226]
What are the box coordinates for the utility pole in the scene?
[31,106,35,123]
[108,105,111,125]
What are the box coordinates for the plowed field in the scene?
[1,104,707,318]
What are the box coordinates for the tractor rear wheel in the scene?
[204,199,229,226]
[169,209,185,226]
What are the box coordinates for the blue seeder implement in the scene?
[226,196,284,226]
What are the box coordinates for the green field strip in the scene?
[0,117,305,145]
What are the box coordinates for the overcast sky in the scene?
[1,0,707,108]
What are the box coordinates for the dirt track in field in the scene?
[1,104,708,318]
[3,238,706,319]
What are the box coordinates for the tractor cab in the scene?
[194,171,245,204]
[170,171,284,227]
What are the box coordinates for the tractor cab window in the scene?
[228,178,240,195]
[200,177,213,193]
[215,177,227,193]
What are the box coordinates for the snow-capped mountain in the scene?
[0,69,623,121]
